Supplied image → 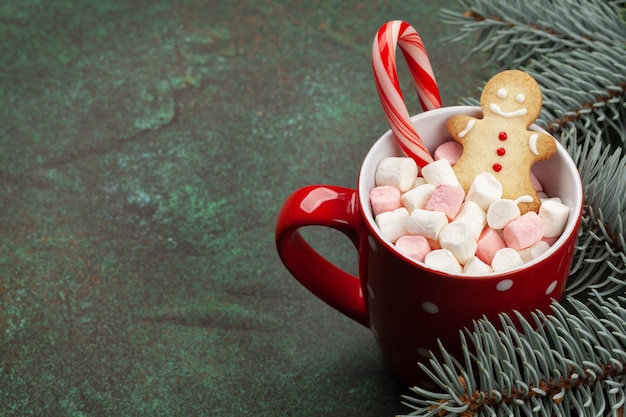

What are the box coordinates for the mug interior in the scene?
[358,106,583,278]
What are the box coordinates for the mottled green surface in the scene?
[0,1,481,415]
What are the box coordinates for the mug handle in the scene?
[275,185,369,327]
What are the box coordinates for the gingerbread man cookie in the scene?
[446,70,556,214]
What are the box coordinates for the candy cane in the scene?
[372,20,442,167]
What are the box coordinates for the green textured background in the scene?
[0,1,483,415]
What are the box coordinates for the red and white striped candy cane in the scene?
[372,20,442,167]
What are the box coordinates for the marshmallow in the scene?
[439,222,477,265]
[476,227,506,265]
[503,211,544,250]
[375,157,418,192]
[369,185,402,217]
[407,209,448,241]
[453,201,487,240]
[542,196,562,204]
[395,235,431,262]
[401,184,435,212]
[465,173,503,211]
[421,159,461,187]
[434,141,463,165]
[426,184,466,220]
[412,177,427,188]
[530,170,543,192]
[424,249,463,274]
[487,199,520,230]
[491,247,525,272]
[537,192,550,201]
[375,207,409,243]
[518,240,551,263]
[463,256,493,275]
[539,199,570,238]
[543,235,559,246]
[427,237,442,250]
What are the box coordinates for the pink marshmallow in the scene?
[542,236,559,246]
[476,227,506,265]
[427,237,442,250]
[434,141,463,165]
[426,184,465,220]
[503,211,544,250]
[530,169,543,192]
[369,185,402,217]
[395,235,431,262]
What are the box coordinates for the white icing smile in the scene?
[489,103,527,118]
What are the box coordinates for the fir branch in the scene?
[561,127,626,297]
[529,47,626,146]
[437,0,626,296]
[441,0,626,148]
[398,3,626,416]
[439,0,626,68]
[399,293,626,417]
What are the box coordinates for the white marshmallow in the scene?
[463,256,493,275]
[487,199,520,230]
[518,240,551,263]
[491,248,525,272]
[375,207,409,243]
[539,199,570,238]
[465,173,503,211]
[453,201,487,240]
[401,184,435,212]
[375,157,418,192]
[420,159,460,187]
[412,177,427,188]
[424,249,463,274]
[407,209,448,241]
[541,196,562,204]
[439,222,477,265]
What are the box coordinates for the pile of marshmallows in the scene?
[370,143,570,275]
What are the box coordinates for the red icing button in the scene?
[497,147,506,156]
[493,163,502,172]
[498,132,507,141]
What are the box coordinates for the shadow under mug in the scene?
[275,106,583,387]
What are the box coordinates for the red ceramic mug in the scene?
[275,106,583,387]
